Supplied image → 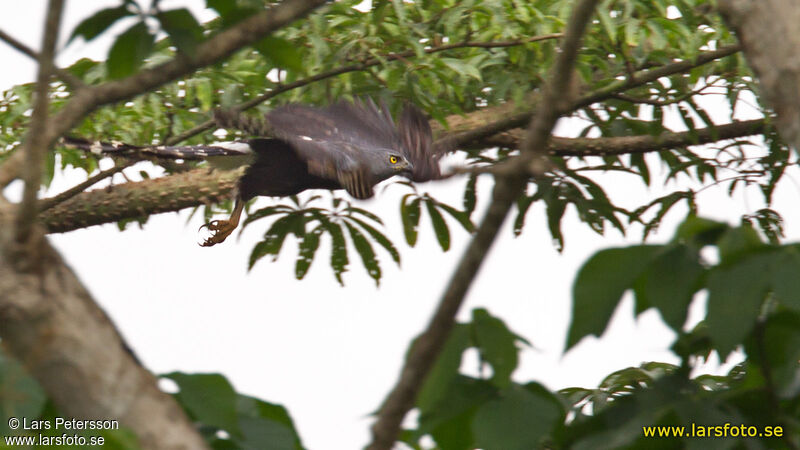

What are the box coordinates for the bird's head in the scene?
[365,149,414,182]
[388,153,414,175]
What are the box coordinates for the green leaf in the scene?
[437,202,475,233]
[346,206,383,225]
[425,198,451,251]
[513,195,535,237]
[68,5,134,44]
[233,395,303,450]
[716,224,766,263]
[629,152,650,186]
[317,217,349,285]
[254,36,304,72]
[157,8,203,57]
[673,215,729,246]
[637,244,704,331]
[771,246,800,311]
[420,376,496,450]
[472,383,562,450]
[195,79,214,111]
[205,0,237,20]
[107,21,155,79]
[344,221,381,285]
[544,190,567,251]
[206,0,257,26]
[0,351,46,434]
[417,324,471,413]
[472,309,519,388]
[348,216,400,265]
[295,226,322,280]
[463,174,477,215]
[242,205,293,228]
[163,372,240,436]
[746,311,800,399]
[401,196,421,246]
[248,214,302,270]
[568,246,663,350]
[441,57,483,81]
[706,252,773,359]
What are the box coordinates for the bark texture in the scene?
[719,0,800,151]
[41,167,243,233]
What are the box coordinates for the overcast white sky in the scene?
[3,2,798,449]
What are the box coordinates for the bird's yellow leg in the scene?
[199,197,245,247]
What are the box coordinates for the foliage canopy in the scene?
[1,0,799,448]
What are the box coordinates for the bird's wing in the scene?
[265,99,404,199]
[397,103,441,182]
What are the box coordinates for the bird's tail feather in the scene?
[60,136,253,160]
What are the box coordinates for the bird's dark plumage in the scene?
[62,98,441,246]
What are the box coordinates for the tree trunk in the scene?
[718,0,800,151]
[0,206,207,449]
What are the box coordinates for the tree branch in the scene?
[14,0,63,261]
[434,44,742,150]
[0,28,84,88]
[366,2,599,449]
[34,122,769,235]
[166,33,562,145]
[40,167,243,233]
[41,0,328,155]
[719,0,800,155]
[0,150,25,189]
[471,118,767,156]
[1,0,328,188]
[38,163,131,212]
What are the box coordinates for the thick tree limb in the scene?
[0,150,25,189]
[14,0,63,262]
[0,207,208,449]
[366,2,599,449]
[40,167,243,233]
[718,0,800,152]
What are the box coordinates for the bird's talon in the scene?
[198,219,235,247]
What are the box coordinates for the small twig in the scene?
[610,82,716,106]
[38,163,131,212]
[577,44,741,108]
[469,118,766,157]
[14,0,64,256]
[0,28,84,89]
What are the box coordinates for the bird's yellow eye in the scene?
[389,155,399,164]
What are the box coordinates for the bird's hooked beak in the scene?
[397,159,414,176]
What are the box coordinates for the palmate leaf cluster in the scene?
[2,0,800,448]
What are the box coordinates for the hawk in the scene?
[63,99,442,246]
